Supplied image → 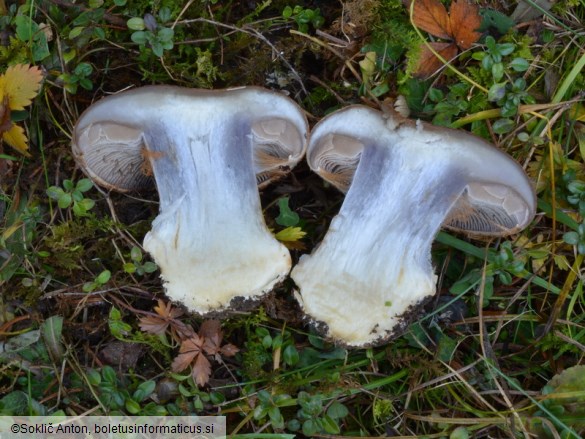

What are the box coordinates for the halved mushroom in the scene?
[291,105,535,347]
[72,85,308,314]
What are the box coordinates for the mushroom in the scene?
[291,105,535,347]
[72,85,308,314]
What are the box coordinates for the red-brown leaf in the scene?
[192,353,212,387]
[171,334,204,373]
[220,343,239,357]
[414,41,459,78]
[449,0,482,49]
[139,299,185,336]
[411,0,452,40]
[153,299,183,320]
[138,315,170,335]
[199,320,222,341]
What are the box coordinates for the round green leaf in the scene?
[58,193,72,209]
[509,57,529,72]
[131,31,148,45]
[96,270,111,284]
[327,401,349,419]
[127,17,145,31]
[69,27,85,39]
[283,344,299,366]
[76,178,93,192]
[125,398,141,414]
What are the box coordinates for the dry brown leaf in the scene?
[172,320,239,387]
[138,315,169,335]
[414,42,459,78]
[200,319,239,359]
[192,353,212,387]
[409,0,482,78]
[138,299,186,339]
[0,64,43,111]
[449,0,482,49]
[199,320,221,341]
[171,334,204,373]
[0,96,11,132]
[411,0,451,39]
[220,343,239,357]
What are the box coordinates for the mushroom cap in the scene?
[307,105,536,236]
[72,85,308,192]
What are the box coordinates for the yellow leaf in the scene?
[275,226,306,242]
[2,124,31,156]
[553,254,570,271]
[0,64,43,111]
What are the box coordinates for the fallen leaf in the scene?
[220,343,239,357]
[171,334,204,373]
[0,64,43,111]
[412,0,451,39]
[275,226,307,242]
[2,124,30,156]
[138,299,186,339]
[201,319,239,360]
[408,0,482,78]
[172,320,239,387]
[414,42,459,78]
[449,0,482,49]
[199,319,221,340]
[0,95,11,132]
[192,353,212,387]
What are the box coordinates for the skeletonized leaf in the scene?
[0,64,43,111]
[2,124,30,156]
[192,352,211,387]
[414,42,458,78]
[449,0,482,49]
[411,0,451,40]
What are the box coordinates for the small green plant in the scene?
[274,197,306,245]
[472,35,534,133]
[473,36,520,82]
[47,178,95,217]
[563,222,585,255]
[289,391,349,435]
[83,269,111,292]
[565,179,585,217]
[59,62,94,94]
[427,82,478,126]
[123,246,157,276]
[13,11,50,62]
[253,390,292,429]
[450,241,527,307]
[128,10,174,58]
[86,366,166,415]
[282,5,324,33]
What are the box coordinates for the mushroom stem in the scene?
[143,120,290,313]
[292,142,465,346]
